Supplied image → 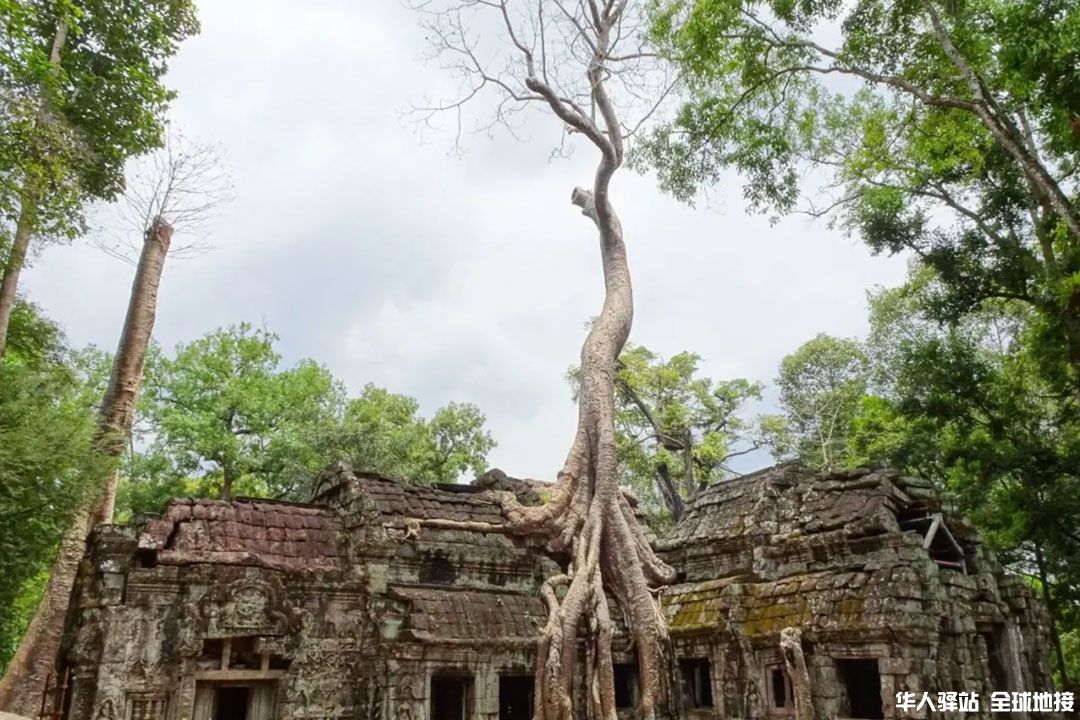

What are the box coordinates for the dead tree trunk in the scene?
[94,219,174,521]
[0,220,172,713]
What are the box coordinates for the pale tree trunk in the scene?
[413,18,678,720]
[94,219,174,522]
[0,220,172,714]
[0,17,69,360]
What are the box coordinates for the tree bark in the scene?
[221,456,236,501]
[406,6,678,720]
[0,220,172,713]
[655,462,684,522]
[94,219,174,522]
[0,190,40,358]
[416,116,677,720]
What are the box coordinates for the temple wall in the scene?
[55,465,1061,720]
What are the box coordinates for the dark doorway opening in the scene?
[679,658,714,709]
[431,675,472,720]
[768,666,792,711]
[983,629,1010,691]
[835,659,883,719]
[613,664,638,709]
[213,687,249,720]
[499,676,534,720]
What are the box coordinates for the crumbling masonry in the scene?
[56,464,1057,720]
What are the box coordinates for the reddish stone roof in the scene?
[356,474,506,525]
[390,586,546,641]
[138,497,341,573]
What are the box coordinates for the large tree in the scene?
[0,131,229,712]
[849,266,1080,684]
[318,385,495,486]
[0,0,199,357]
[146,323,345,501]
[0,219,174,712]
[639,0,1080,397]
[0,304,100,676]
[775,334,869,471]
[406,1,680,718]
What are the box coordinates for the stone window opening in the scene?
[613,663,639,709]
[765,665,793,715]
[678,658,714,709]
[898,510,967,573]
[835,659,883,719]
[196,638,289,674]
[430,673,473,720]
[125,691,169,720]
[498,675,534,720]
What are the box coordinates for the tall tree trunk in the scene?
[0,17,68,360]
[0,189,40,358]
[406,7,677,720]
[0,220,172,714]
[94,219,174,522]
[416,88,677,720]
[1034,541,1071,685]
[221,464,235,501]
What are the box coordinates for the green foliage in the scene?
[643,0,1080,409]
[775,334,869,470]
[574,344,765,524]
[849,265,1080,681]
[0,302,102,673]
[135,323,345,502]
[0,0,199,250]
[315,385,496,486]
[114,324,498,515]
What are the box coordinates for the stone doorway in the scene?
[192,683,277,720]
[498,676,534,720]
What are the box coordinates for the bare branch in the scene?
[92,128,234,264]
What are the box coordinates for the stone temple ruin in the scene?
[55,463,1057,720]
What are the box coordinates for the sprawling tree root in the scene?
[415,182,677,720]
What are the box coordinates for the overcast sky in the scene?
[24,0,908,480]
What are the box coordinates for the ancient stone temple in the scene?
[56,464,1057,720]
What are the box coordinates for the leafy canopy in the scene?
[776,334,869,470]
[573,343,767,526]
